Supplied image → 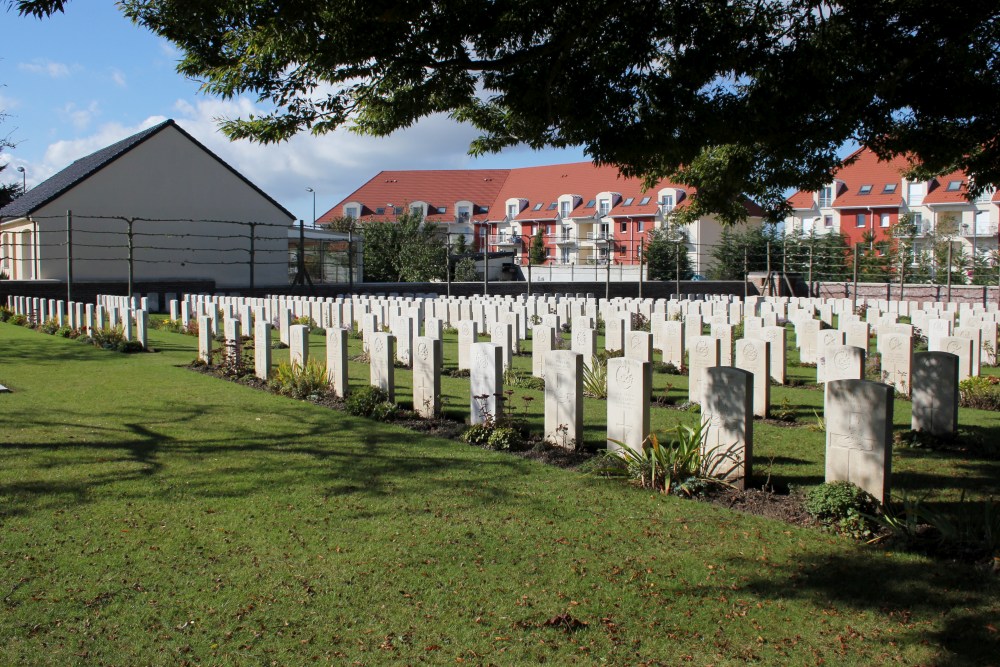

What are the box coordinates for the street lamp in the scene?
[16,166,25,194]
[305,187,316,228]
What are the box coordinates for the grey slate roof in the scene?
[0,119,294,221]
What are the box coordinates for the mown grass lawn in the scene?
[1,321,998,665]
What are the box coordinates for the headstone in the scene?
[845,321,870,352]
[198,315,213,363]
[605,316,625,351]
[254,322,272,380]
[469,343,503,425]
[688,336,721,403]
[880,333,913,395]
[661,320,685,368]
[543,350,584,449]
[457,320,478,370]
[798,319,821,364]
[931,336,974,381]
[710,322,734,366]
[734,338,770,417]
[606,358,651,453]
[816,329,846,383]
[825,379,894,504]
[491,322,514,372]
[571,327,597,369]
[326,327,349,398]
[911,352,959,437]
[625,331,653,363]
[702,366,754,489]
[412,336,442,418]
[369,331,396,402]
[289,324,309,367]
[532,325,555,378]
[135,310,148,350]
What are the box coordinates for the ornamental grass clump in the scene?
[268,359,328,400]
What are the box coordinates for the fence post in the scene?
[526,257,531,296]
[127,217,134,301]
[637,244,644,299]
[744,246,749,300]
[348,229,354,289]
[605,258,611,300]
[851,244,859,312]
[445,236,451,298]
[946,241,953,303]
[807,246,814,298]
[248,222,256,292]
[765,241,772,296]
[65,210,73,303]
[483,248,489,296]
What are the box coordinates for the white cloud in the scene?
[37,116,167,181]
[111,69,127,88]
[60,101,102,131]
[18,60,74,78]
[0,94,21,111]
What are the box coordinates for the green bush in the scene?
[503,366,545,391]
[462,420,522,451]
[958,376,1000,411]
[39,317,60,335]
[0,306,12,322]
[268,359,328,399]
[91,325,126,350]
[345,384,398,420]
[805,481,880,539]
[9,314,28,327]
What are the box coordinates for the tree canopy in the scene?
[18,1,1000,223]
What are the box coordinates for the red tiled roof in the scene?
[787,147,909,209]
[321,169,510,224]
[325,161,762,224]
[923,170,970,205]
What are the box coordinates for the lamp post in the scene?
[16,166,26,195]
[305,187,316,228]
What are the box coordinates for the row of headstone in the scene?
[7,294,149,350]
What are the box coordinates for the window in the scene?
[637,221,644,232]
[660,194,675,211]
[880,213,890,227]
[975,186,995,203]
[907,182,926,206]
[824,215,833,228]
[819,185,833,207]
[547,202,557,210]
[639,196,651,206]
[457,206,471,222]
[856,213,866,228]
[375,207,386,215]
[883,183,897,194]
[559,201,571,218]
[947,180,963,192]
[410,204,423,216]
[620,221,627,233]
[619,246,626,255]
[507,203,518,218]
[598,200,611,216]
[533,203,543,211]
[586,199,596,208]
[345,206,360,219]
[858,184,873,195]
[913,212,923,230]
[437,207,446,214]
[393,206,403,215]
[623,197,634,206]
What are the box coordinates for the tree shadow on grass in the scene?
[730,551,1000,666]
[0,400,532,521]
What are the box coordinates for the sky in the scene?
[2,1,588,224]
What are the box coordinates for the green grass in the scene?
[1,321,998,665]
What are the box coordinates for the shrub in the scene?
[582,357,608,398]
[958,376,1000,411]
[630,312,650,332]
[503,366,545,391]
[55,326,75,338]
[9,314,28,327]
[654,361,683,375]
[454,256,479,281]
[39,317,60,335]
[462,419,522,451]
[0,306,12,322]
[805,481,880,539]
[268,360,328,399]
[345,385,398,420]
[601,422,713,496]
[91,325,126,350]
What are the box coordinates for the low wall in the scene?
[816,281,1000,307]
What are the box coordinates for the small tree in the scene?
[360,210,447,282]
[451,232,468,256]
[529,228,546,265]
[454,256,479,281]
[645,225,693,281]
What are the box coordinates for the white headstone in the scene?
[412,336,442,418]
[911,352,959,437]
[326,327,349,398]
[702,366,754,489]
[543,350,584,449]
[607,358,651,453]
[825,379,894,504]
[469,342,503,425]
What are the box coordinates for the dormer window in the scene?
[410,204,424,217]
[559,201,571,218]
[598,199,611,216]
[507,203,519,219]
[344,205,360,219]
[858,184,873,195]
[456,205,471,223]
[946,180,963,192]
[975,186,995,203]
[819,185,833,207]
[660,193,675,212]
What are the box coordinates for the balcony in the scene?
[488,234,522,246]
[584,231,612,243]
[961,223,999,237]
[554,233,577,245]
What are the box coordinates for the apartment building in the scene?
[324,162,763,276]
[784,147,999,259]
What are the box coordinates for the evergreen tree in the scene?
[529,228,546,265]
[360,210,447,282]
[645,225,693,281]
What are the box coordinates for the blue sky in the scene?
[2,2,587,223]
